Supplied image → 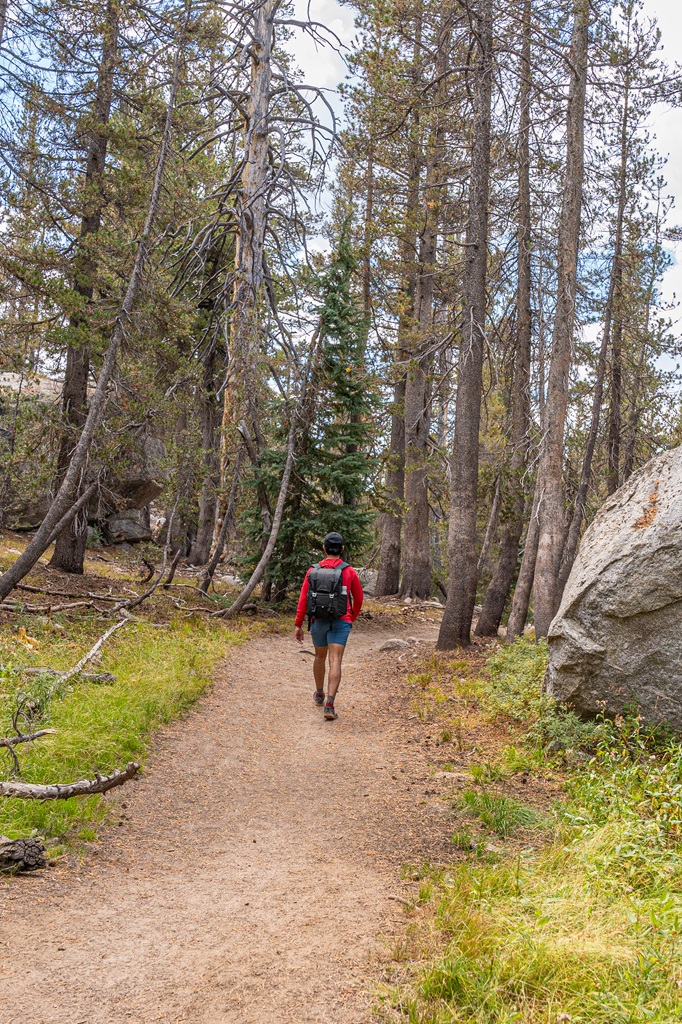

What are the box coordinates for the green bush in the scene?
[476,638,600,752]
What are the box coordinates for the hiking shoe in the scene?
[324,703,338,721]
[313,689,325,706]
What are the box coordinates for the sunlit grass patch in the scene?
[0,615,261,841]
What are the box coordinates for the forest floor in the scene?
[3,540,682,1022]
[0,605,482,1024]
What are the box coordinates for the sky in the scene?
[290,0,682,318]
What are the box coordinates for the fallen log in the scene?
[60,619,127,683]
[0,600,96,613]
[23,669,116,684]
[0,761,140,799]
[0,728,57,773]
[15,583,125,603]
[0,835,46,872]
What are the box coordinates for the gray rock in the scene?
[103,511,152,545]
[379,638,411,651]
[545,447,682,731]
[359,568,377,596]
[109,435,168,510]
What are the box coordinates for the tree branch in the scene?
[0,761,140,800]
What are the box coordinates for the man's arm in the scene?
[349,568,364,621]
[294,571,310,636]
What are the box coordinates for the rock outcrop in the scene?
[545,447,682,731]
[103,511,153,545]
[1,375,168,540]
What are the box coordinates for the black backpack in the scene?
[307,562,350,625]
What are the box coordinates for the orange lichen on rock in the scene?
[633,482,659,530]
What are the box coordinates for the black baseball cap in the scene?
[323,532,344,552]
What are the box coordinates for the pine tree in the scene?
[244,228,377,599]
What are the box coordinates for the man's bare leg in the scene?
[326,643,346,703]
[313,646,328,696]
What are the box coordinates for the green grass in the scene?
[474,638,600,752]
[379,644,682,1023]
[0,614,259,841]
[460,789,547,838]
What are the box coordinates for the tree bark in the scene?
[532,0,589,639]
[219,420,296,618]
[50,0,119,573]
[199,447,243,594]
[477,0,533,637]
[221,0,277,544]
[0,836,47,872]
[375,375,405,596]
[189,348,221,565]
[401,7,452,600]
[557,61,630,590]
[622,193,663,481]
[505,491,540,640]
[605,62,631,498]
[375,21,423,598]
[0,0,8,50]
[0,32,183,602]
[437,0,493,649]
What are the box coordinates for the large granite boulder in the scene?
[1,373,168,533]
[545,447,682,731]
[107,435,168,511]
[103,510,152,545]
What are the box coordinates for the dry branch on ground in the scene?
[0,761,140,799]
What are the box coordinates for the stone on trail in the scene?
[545,447,682,730]
[379,638,412,651]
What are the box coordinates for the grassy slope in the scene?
[380,640,682,1024]
[0,534,273,843]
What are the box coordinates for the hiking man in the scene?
[294,532,364,720]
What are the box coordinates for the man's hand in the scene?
[294,626,304,644]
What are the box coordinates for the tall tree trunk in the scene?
[606,64,631,497]
[437,0,493,649]
[557,302,610,593]
[476,0,532,637]
[0,33,183,601]
[401,6,452,600]
[50,0,118,573]
[200,447,243,594]
[375,25,423,598]
[622,193,663,481]
[375,375,405,595]
[221,0,276,549]
[532,0,589,639]
[558,65,630,588]
[506,493,540,640]
[0,0,8,50]
[188,345,221,566]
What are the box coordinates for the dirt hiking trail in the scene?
[0,620,453,1024]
